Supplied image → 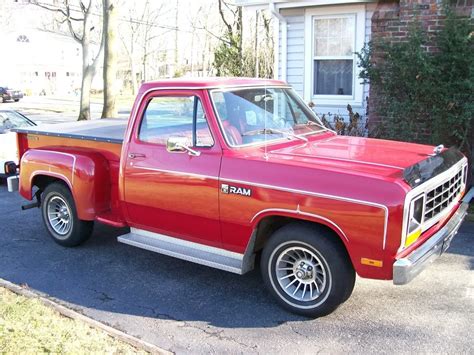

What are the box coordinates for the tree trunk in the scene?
[78,66,93,121]
[78,26,92,121]
[102,0,118,118]
[130,51,138,95]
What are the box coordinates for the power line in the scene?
[32,1,199,34]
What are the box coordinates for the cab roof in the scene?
[139,77,288,92]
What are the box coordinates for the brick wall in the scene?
[368,0,473,132]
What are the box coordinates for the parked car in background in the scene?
[0,110,35,177]
[0,87,24,103]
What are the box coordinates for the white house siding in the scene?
[279,9,305,95]
[277,5,374,123]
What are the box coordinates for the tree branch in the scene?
[218,0,233,37]
[30,0,83,21]
[193,22,231,45]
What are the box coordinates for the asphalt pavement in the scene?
[0,182,473,353]
[1,96,131,124]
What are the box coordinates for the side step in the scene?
[117,228,250,274]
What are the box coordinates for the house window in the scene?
[304,6,365,105]
[313,16,355,96]
[16,35,29,43]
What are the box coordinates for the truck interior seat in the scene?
[222,120,242,146]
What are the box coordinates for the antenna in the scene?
[263,80,269,161]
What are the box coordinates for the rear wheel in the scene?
[14,99,19,102]
[41,182,93,247]
[261,223,355,318]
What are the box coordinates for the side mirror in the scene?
[166,136,201,157]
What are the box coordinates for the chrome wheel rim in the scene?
[275,246,327,302]
[47,196,72,237]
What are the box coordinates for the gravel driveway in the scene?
[0,183,473,353]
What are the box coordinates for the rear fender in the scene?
[19,149,110,220]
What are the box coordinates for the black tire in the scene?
[14,99,19,102]
[261,222,355,318]
[41,182,93,247]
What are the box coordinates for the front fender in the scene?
[19,149,110,220]
[251,209,350,245]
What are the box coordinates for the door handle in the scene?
[128,153,146,159]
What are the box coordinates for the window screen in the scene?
[313,16,355,96]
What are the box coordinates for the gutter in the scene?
[268,1,287,81]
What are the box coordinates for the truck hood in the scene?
[267,135,438,179]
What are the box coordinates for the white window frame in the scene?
[304,5,366,106]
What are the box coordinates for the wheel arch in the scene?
[31,172,72,194]
[19,149,111,221]
[252,209,349,251]
[249,211,353,265]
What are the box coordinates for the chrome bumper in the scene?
[393,198,470,285]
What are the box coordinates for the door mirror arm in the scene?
[177,143,201,157]
[167,137,201,157]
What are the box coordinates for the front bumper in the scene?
[393,195,471,285]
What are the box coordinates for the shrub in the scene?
[357,7,473,159]
[318,104,367,136]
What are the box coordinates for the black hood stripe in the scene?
[403,147,465,188]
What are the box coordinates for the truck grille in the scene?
[424,168,463,221]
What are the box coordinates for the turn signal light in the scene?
[405,229,422,248]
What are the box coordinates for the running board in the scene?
[117,228,252,274]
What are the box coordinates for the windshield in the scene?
[0,111,34,133]
[211,87,328,147]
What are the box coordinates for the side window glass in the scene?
[138,96,214,147]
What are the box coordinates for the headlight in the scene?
[405,194,425,248]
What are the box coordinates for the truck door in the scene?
[123,90,222,248]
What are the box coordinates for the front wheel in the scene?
[41,182,94,247]
[261,223,355,317]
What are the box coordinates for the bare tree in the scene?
[0,2,12,28]
[191,1,273,78]
[189,4,217,76]
[32,0,104,121]
[213,0,243,76]
[138,3,164,82]
[118,1,164,92]
[118,7,140,94]
[101,0,118,118]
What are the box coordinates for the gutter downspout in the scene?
[269,1,287,82]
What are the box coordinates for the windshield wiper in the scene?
[243,128,308,142]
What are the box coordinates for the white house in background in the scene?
[0,1,99,96]
[238,0,376,120]
[1,29,83,96]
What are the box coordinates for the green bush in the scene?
[357,7,473,158]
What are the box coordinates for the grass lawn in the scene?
[0,287,145,353]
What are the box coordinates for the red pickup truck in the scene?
[8,78,472,317]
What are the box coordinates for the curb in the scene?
[0,278,172,355]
